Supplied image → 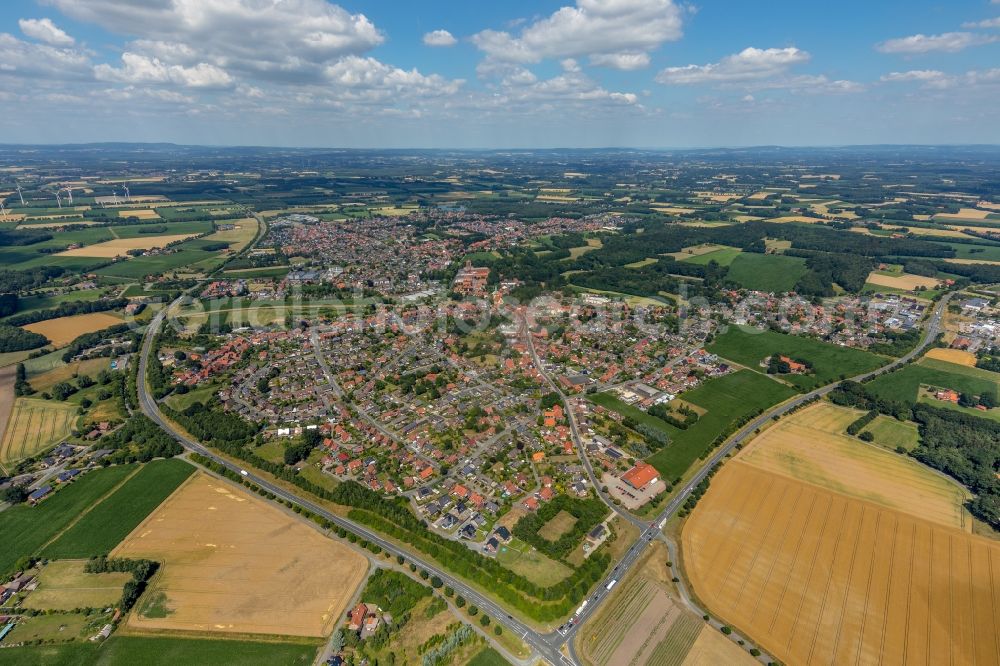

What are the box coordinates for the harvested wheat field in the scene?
[739,403,971,530]
[682,624,757,666]
[114,473,367,637]
[56,234,197,257]
[935,208,990,220]
[925,347,978,367]
[866,271,941,291]
[118,208,160,219]
[22,312,123,347]
[683,461,1000,666]
[0,397,78,471]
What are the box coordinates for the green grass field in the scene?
[95,239,229,278]
[468,647,513,666]
[6,289,106,319]
[724,253,807,292]
[0,464,137,576]
[0,636,319,665]
[588,392,679,438]
[943,242,1000,262]
[862,415,921,451]
[110,220,212,238]
[866,357,1000,403]
[680,246,742,267]
[707,326,885,390]
[647,370,797,479]
[42,459,194,559]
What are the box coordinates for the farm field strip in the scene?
[646,614,702,666]
[55,234,200,257]
[22,312,124,347]
[0,397,78,469]
[738,403,971,530]
[21,560,131,611]
[586,579,658,664]
[683,462,1000,666]
[113,473,368,638]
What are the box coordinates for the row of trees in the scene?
[85,556,158,612]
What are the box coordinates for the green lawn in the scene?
[42,459,194,558]
[707,326,885,390]
[587,392,680,438]
[866,358,1000,403]
[724,253,807,292]
[0,464,137,576]
[680,246,742,267]
[647,370,796,479]
[0,636,319,665]
[862,415,921,451]
[468,647,513,666]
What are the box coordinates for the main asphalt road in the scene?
[138,293,951,665]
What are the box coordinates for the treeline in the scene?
[846,410,878,437]
[648,403,699,429]
[830,380,1000,528]
[512,495,608,561]
[85,556,158,612]
[162,400,260,445]
[61,322,138,363]
[0,228,52,246]
[4,298,128,327]
[100,414,183,463]
[0,293,16,317]
[0,323,48,352]
[0,267,66,293]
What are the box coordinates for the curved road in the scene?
[139,293,951,666]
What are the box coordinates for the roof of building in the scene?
[621,462,659,490]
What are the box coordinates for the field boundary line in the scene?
[848,511,882,665]
[751,492,817,626]
[721,480,793,607]
[820,504,867,665]
[901,523,916,665]
[769,492,833,635]
[738,483,805,613]
[37,464,143,552]
[789,498,848,652]
[875,516,899,665]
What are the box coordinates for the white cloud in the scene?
[876,31,998,54]
[656,47,810,84]
[471,0,682,67]
[880,68,1000,90]
[589,52,650,70]
[324,56,463,99]
[0,32,92,79]
[45,0,384,81]
[19,18,75,46]
[423,30,457,47]
[94,52,233,88]
[962,17,1000,29]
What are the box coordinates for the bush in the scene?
[721,626,732,635]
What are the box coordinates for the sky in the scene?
[0,0,998,148]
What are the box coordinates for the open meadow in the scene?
[867,357,1000,404]
[0,397,78,472]
[724,253,807,292]
[739,402,971,530]
[683,461,1000,666]
[707,326,885,389]
[21,559,131,611]
[114,472,368,638]
[22,312,124,347]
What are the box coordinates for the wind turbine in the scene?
[0,200,7,221]
[122,183,131,201]
[16,184,24,206]
[112,188,119,206]
[56,190,62,209]
[63,187,73,205]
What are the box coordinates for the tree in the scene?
[2,485,28,504]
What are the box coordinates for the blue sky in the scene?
[0,0,998,147]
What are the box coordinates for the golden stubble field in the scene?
[0,397,78,472]
[683,462,1000,666]
[924,347,978,367]
[55,234,197,258]
[22,312,124,347]
[113,473,368,637]
[866,271,942,291]
[738,403,971,530]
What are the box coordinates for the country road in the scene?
[138,288,952,666]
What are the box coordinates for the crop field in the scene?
[866,358,1000,403]
[114,473,368,637]
[0,366,15,462]
[42,459,195,558]
[8,288,105,317]
[739,403,971,530]
[29,357,112,391]
[865,271,941,291]
[681,625,757,666]
[0,464,137,575]
[0,397,78,471]
[4,611,109,644]
[95,239,228,278]
[21,559,131,611]
[56,234,199,257]
[119,208,161,219]
[22,312,123,347]
[648,370,796,480]
[924,347,977,366]
[679,246,742,266]
[724,253,808,292]
[707,326,885,389]
[862,415,921,451]
[201,217,258,253]
[0,636,318,666]
[683,461,1000,666]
